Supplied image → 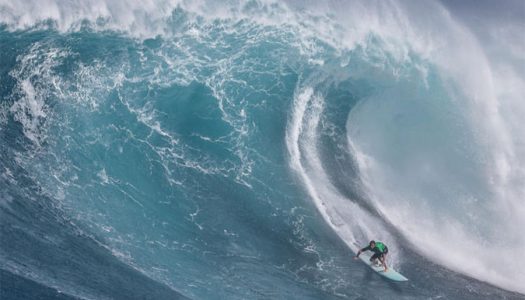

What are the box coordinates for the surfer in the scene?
[354,240,389,271]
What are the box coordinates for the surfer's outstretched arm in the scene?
[354,246,370,259]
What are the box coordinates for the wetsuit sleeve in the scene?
[360,246,371,252]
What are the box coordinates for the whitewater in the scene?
[1,0,524,299]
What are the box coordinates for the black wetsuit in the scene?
[360,243,388,260]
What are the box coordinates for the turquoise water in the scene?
[1,1,524,299]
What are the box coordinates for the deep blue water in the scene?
[1,1,525,299]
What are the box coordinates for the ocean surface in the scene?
[1,0,525,299]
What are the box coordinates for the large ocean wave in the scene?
[1,0,524,299]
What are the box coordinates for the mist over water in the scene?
[1,0,524,299]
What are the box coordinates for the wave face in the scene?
[1,0,524,299]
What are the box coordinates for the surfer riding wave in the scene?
[354,240,389,272]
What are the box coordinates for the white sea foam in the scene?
[7,43,68,147]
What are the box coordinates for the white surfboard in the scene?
[355,245,409,281]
